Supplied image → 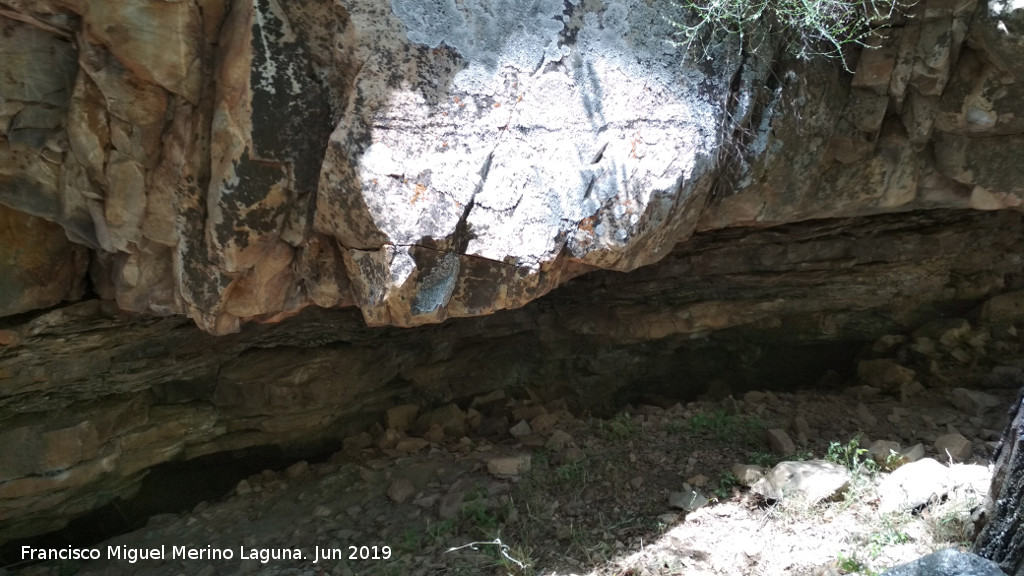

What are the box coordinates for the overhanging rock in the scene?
[314,0,743,326]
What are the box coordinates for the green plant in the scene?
[689,409,763,445]
[749,450,780,468]
[402,527,423,551]
[667,0,912,71]
[881,449,905,472]
[531,449,550,469]
[865,513,911,558]
[712,471,740,500]
[600,412,639,441]
[555,461,586,486]
[429,519,456,543]
[662,418,685,434]
[827,435,878,475]
[836,551,877,575]
[461,498,499,534]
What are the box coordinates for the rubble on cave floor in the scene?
[9,317,1024,576]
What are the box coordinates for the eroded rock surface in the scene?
[3,0,1024,550]
[1,0,1022,333]
[2,209,1023,542]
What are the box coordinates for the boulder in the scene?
[731,464,766,487]
[878,458,951,513]
[750,460,850,504]
[415,404,467,438]
[880,548,1007,576]
[949,388,1003,417]
[858,359,917,391]
[486,455,531,477]
[386,404,420,431]
[765,428,796,456]
[669,487,709,511]
[934,432,974,463]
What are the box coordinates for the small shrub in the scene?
[689,409,763,446]
[865,513,911,558]
[712,471,740,500]
[667,0,913,70]
[600,412,639,441]
[827,435,877,475]
[836,551,877,575]
[556,461,586,486]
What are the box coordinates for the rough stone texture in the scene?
[2,0,1024,547]
[0,0,1021,335]
[881,548,1007,576]
[1,209,1023,542]
[0,204,88,316]
[934,431,974,462]
[975,386,1024,576]
[750,460,851,504]
[875,458,991,514]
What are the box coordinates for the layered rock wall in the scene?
[2,208,1023,542]
[1,0,1019,334]
[2,0,1024,546]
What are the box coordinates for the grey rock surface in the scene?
[880,548,1007,576]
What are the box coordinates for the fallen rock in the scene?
[235,479,252,496]
[731,464,766,487]
[465,407,483,430]
[946,464,991,509]
[858,359,917,391]
[545,430,572,452]
[387,478,415,503]
[879,548,1006,576]
[902,443,926,463]
[508,419,533,438]
[439,484,469,520]
[657,513,679,525]
[913,317,972,344]
[415,404,467,438]
[487,455,531,477]
[751,460,850,503]
[872,334,908,355]
[935,432,973,463]
[530,413,559,434]
[868,440,903,466]
[792,415,811,438]
[981,290,1024,324]
[343,432,373,452]
[949,388,1003,417]
[765,428,796,456]
[376,428,404,450]
[422,424,446,444]
[669,486,709,511]
[412,494,440,509]
[878,458,951,513]
[513,406,547,422]
[857,403,879,428]
[284,461,309,479]
[394,438,430,453]
[687,474,710,488]
[386,404,420,431]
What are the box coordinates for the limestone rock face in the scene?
[0,0,747,333]
[315,0,736,327]
[2,0,1019,334]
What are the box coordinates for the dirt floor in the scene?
[6,363,1020,576]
